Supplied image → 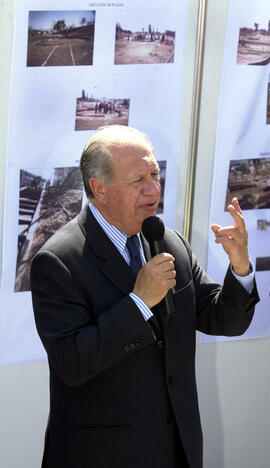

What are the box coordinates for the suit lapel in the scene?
[78,205,137,296]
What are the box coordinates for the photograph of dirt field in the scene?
[26,10,95,67]
[75,89,130,131]
[267,77,270,124]
[237,17,270,65]
[256,219,270,271]
[114,11,175,64]
[225,158,270,210]
[14,167,83,292]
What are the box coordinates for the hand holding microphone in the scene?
[132,216,176,312]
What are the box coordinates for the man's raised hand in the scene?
[211,197,250,276]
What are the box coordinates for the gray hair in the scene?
[80,125,154,199]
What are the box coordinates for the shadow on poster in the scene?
[256,219,270,271]
[114,10,176,64]
[75,90,130,131]
[225,158,270,210]
[14,167,83,292]
[26,10,95,67]
[237,16,270,66]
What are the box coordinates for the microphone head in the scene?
[142,216,165,243]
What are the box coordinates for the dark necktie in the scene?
[126,235,143,275]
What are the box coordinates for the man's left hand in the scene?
[211,197,250,277]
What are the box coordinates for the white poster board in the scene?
[202,0,270,343]
[0,0,190,365]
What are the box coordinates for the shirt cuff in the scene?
[230,262,255,295]
[129,293,153,321]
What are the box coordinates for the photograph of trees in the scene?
[26,10,95,67]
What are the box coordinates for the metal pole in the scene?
[183,0,208,241]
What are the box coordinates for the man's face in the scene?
[97,143,161,235]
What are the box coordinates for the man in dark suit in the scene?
[31,125,259,468]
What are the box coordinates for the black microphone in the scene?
[142,216,175,315]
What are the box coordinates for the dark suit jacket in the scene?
[30,205,259,468]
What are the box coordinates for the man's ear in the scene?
[88,177,107,203]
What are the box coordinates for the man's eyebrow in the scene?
[152,166,160,173]
[130,173,144,181]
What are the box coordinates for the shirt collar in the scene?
[89,202,141,254]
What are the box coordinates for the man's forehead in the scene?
[141,152,157,163]
[112,143,156,164]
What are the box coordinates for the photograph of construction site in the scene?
[156,160,166,214]
[256,219,270,271]
[225,157,270,210]
[237,15,270,65]
[114,10,176,64]
[267,74,270,124]
[75,89,130,131]
[14,167,83,292]
[26,10,95,67]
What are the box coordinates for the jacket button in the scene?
[123,346,130,353]
[167,415,175,424]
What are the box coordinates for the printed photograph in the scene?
[256,219,270,271]
[225,158,270,210]
[75,89,130,131]
[15,167,83,292]
[114,10,176,64]
[237,15,270,65]
[267,74,270,124]
[157,160,166,214]
[26,10,95,67]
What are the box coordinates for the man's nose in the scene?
[143,178,161,195]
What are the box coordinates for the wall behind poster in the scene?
[202,0,270,343]
[0,0,189,365]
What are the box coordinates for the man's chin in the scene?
[143,206,158,218]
